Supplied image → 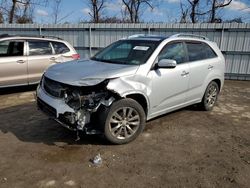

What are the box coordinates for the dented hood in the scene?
[44,59,139,86]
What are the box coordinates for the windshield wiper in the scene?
[91,58,122,64]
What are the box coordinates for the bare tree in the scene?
[9,0,18,23]
[86,0,105,23]
[180,0,233,23]
[9,0,34,23]
[187,0,200,23]
[16,0,34,23]
[122,0,153,23]
[0,10,3,23]
[208,0,232,23]
[180,1,188,23]
[0,0,48,23]
[52,0,62,24]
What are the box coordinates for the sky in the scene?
[34,0,250,23]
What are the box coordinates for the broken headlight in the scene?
[63,80,109,110]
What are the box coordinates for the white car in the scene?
[37,33,225,144]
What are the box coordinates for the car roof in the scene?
[0,34,65,42]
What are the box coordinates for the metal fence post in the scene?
[220,25,224,49]
[39,26,42,36]
[89,25,92,57]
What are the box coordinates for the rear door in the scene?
[0,39,27,87]
[27,40,57,84]
[185,41,218,102]
[51,41,74,62]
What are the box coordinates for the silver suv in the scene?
[0,34,79,88]
[37,34,225,144]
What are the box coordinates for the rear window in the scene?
[52,42,70,54]
[28,40,52,55]
[186,42,217,62]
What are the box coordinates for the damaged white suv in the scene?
[37,34,225,144]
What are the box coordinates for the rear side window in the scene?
[158,42,186,64]
[0,40,24,57]
[186,42,217,62]
[28,40,52,55]
[52,42,70,54]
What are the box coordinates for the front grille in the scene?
[43,76,65,98]
[37,97,57,118]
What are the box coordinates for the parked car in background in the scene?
[0,34,79,88]
[37,33,225,144]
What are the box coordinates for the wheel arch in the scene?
[213,78,221,91]
[125,93,149,116]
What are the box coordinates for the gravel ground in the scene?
[0,80,249,188]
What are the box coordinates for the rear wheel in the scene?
[201,81,219,111]
[100,98,146,144]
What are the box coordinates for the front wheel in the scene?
[201,81,219,111]
[101,98,146,144]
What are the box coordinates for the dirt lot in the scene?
[0,80,249,188]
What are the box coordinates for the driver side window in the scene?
[158,42,186,64]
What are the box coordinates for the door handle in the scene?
[17,60,25,64]
[208,65,214,70]
[49,57,56,61]
[181,71,189,77]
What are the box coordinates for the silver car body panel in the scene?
[44,59,139,86]
[37,85,75,117]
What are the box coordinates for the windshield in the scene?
[91,40,160,65]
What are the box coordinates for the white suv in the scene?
[37,33,225,144]
[0,34,79,88]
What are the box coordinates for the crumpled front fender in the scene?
[106,75,151,110]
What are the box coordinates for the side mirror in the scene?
[157,59,177,69]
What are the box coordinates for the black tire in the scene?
[201,81,219,111]
[99,98,146,144]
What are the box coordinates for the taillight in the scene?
[72,54,80,60]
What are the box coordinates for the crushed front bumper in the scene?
[36,84,85,131]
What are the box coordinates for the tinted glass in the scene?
[202,43,217,59]
[52,42,70,54]
[29,41,52,55]
[158,42,186,64]
[186,42,217,62]
[91,40,160,65]
[0,40,24,57]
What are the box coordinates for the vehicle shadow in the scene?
[0,101,108,146]
[0,92,206,146]
[0,85,37,95]
[145,104,206,131]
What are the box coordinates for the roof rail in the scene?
[126,34,166,40]
[0,34,63,40]
[127,34,147,39]
[40,35,63,40]
[171,33,209,41]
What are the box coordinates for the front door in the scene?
[0,40,27,87]
[148,42,190,117]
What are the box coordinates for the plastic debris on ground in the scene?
[91,153,103,166]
